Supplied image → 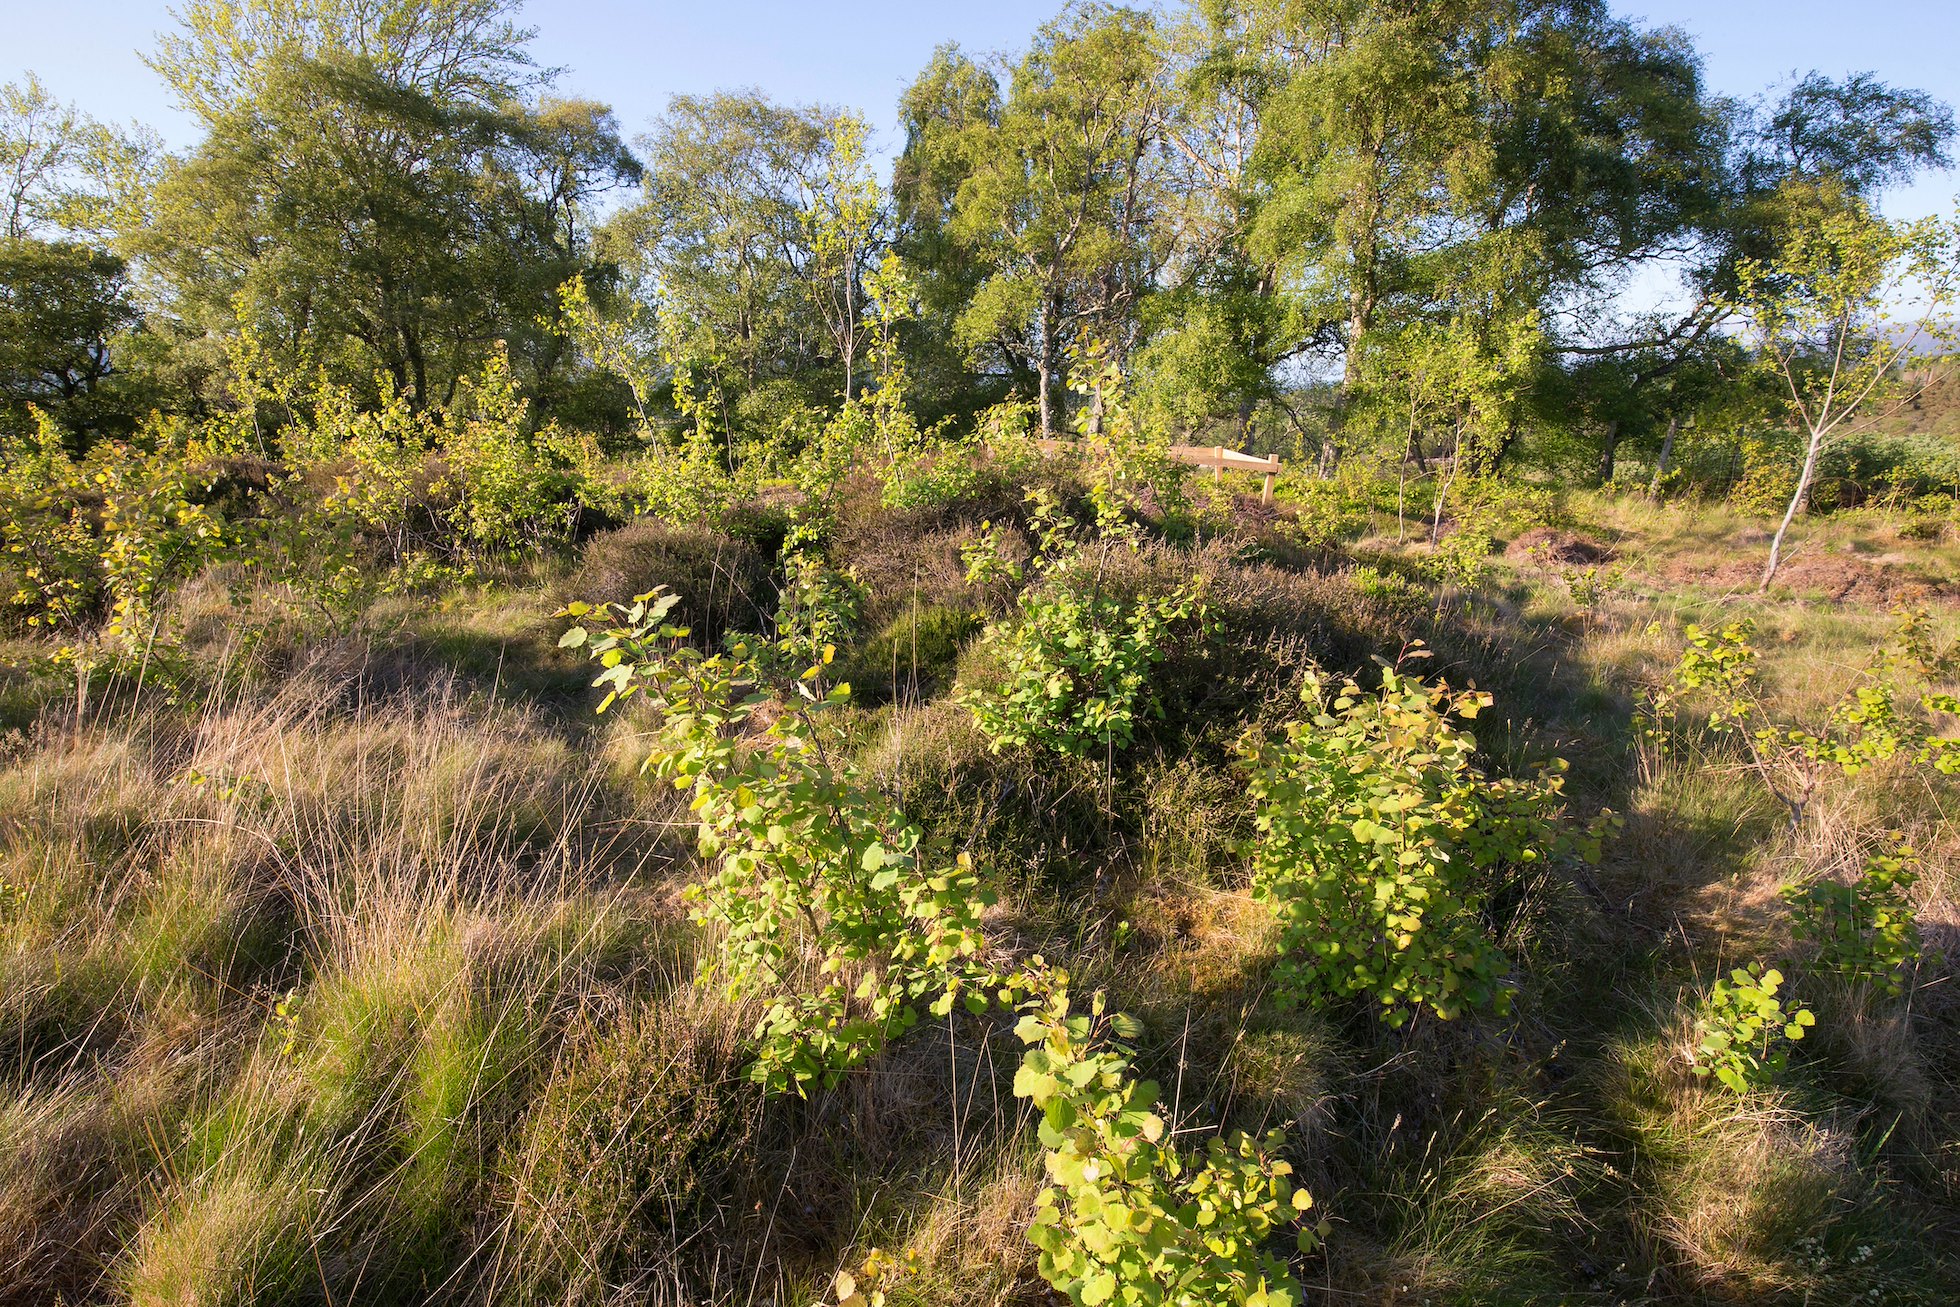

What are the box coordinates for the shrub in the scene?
[1560,562,1627,616]
[1009,968,1322,1307]
[1280,476,1368,552]
[1690,963,1815,1093]
[1417,527,1498,589]
[1453,481,1578,539]
[1645,617,1960,824]
[0,413,105,631]
[558,588,993,1093]
[1240,662,1581,1026]
[768,549,863,692]
[960,555,1212,758]
[1348,562,1428,609]
[0,410,239,646]
[1899,492,1953,540]
[1782,844,1923,999]
[436,347,585,555]
[1069,339,1187,538]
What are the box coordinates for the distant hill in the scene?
[1875,353,1960,439]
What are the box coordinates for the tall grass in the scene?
[3,487,1959,1303]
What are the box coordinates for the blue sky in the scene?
[3,0,1956,217]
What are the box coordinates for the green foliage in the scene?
[1783,845,1923,999]
[1278,476,1368,552]
[1879,604,1960,681]
[926,7,1168,434]
[619,90,857,404]
[1643,621,1761,744]
[801,112,882,398]
[861,259,996,512]
[1453,481,1578,539]
[1728,193,1960,584]
[1241,661,1582,1026]
[1417,527,1498,589]
[1070,339,1185,539]
[0,407,236,647]
[1646,617,1960,822]
[552,273,660,424]
[551,273,769,528]
[272,343,596,576]
[1558,563,1626,615]
[436,346,585,554]
[959,485,1215,760]
[1347,563,1426,608]
[962,559,1211,758]
[1900,493,1954,540]
[140,0,635,407]
[0,411,106,629]
[557,588,992,1094]
[0,237,138,438]
[1010,968,1321,1307]
[961,519,1026,590]
[1690,963,1815,1093]
[768,550,862,693]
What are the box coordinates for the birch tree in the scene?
[1731,195,1959,589]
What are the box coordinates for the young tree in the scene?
[1556,68,1955,476]
[800,112,883,401]
[1731,194,1960,589]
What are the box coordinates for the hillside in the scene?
[4,448,1960,1305]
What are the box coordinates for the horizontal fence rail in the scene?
[1033,439,1281,503]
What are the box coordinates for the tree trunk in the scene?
[1431,423,1463,547]
[1647,416,1679,499]
[1036,296,1062,439]
[1597,419,1620,486]
[1761,425,1825,591]
[842,269,857,401]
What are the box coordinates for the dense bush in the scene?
[0,410,238,644]
[961,557,1212,759]
[1783,844,1924,999]
[1240,662,1581,1025]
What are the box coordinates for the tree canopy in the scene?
[0,0,1953,495]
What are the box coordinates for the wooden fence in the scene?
[1033,439,1282,504]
